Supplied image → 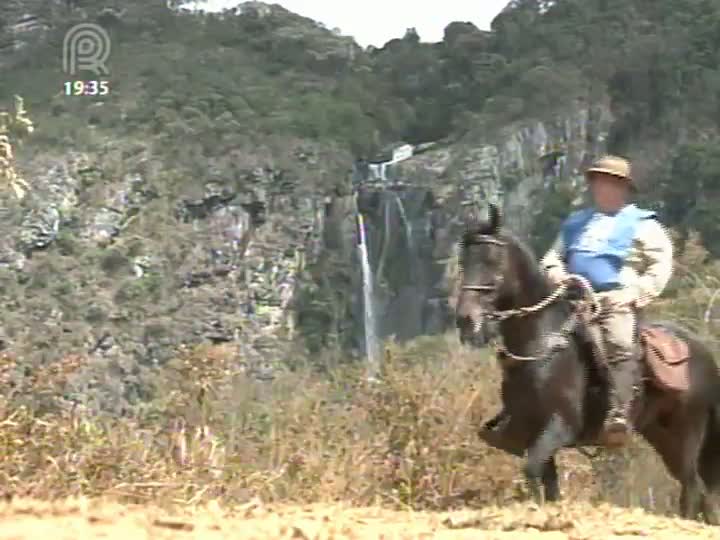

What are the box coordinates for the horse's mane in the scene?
[502,231,553,298]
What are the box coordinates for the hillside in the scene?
[0,0,719,418]
[3,1,720,531]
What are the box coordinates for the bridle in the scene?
[459,234,507,299]
[458,233,599,361]
[459,234,577,321]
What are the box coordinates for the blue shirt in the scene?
[561,204,656,291]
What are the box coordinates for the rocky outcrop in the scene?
[0,0,617,412]
[0,95,612,412]
[300,102,613,354]
[0,137,345,412]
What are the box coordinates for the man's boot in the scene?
[601,351,639,447]
[483,408,509,431]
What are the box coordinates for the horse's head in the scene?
[455,202,514,346]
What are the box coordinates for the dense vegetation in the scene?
[0,5,716,149]
[1,1,718,216]
[2,0,720,356]
[1,0,720,515]
[4,0,719,247]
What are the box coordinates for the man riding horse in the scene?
[486,155,674,447]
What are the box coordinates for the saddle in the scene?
[575,313,691,392]
[639,325,691,392]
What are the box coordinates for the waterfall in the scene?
[375,195,392,280]
[394,193,413,250]
[356,212,381,378]
[368,162,387,182]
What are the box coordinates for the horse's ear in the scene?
[488,203,502,234]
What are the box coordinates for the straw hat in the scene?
[585,155,633,184]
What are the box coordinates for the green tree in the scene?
[656,140,720,255]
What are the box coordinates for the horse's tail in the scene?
[701,401,720,491]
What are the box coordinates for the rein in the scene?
[462,280,572,322]
[459,234,600,362]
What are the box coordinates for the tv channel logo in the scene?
[62,23,111,76]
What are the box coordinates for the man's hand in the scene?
[596,289,637,314]
[546,266,568,286]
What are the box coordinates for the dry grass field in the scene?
[3,329,718,537]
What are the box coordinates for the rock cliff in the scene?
[3,0,714,414]
[299,102,613,354]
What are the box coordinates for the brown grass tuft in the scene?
[0,332,679,515]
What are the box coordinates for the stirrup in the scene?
[605,412,629,426]
[600,415,630,448]
[606,402,631,421]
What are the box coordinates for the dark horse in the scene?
[455,203,720,523]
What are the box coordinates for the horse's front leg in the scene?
[524,413,573,504]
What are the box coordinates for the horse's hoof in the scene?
[478,427,525,457]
